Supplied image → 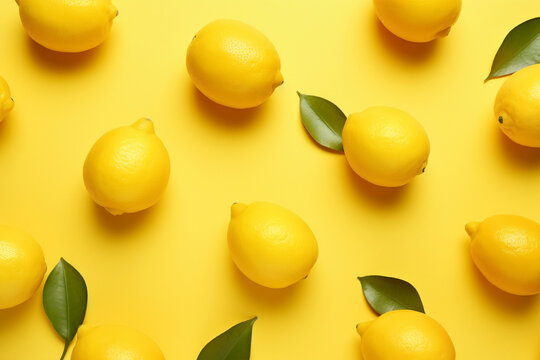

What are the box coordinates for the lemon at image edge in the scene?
[0,76,14,122]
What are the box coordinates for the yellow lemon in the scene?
[186,19,283,109]
[0,76,14,122]
[466,214,540,295]
[0,225,46,310]
[342,106,430,187]
[71,325,165,360]
[227,202,318,288]
[373,0,461,43]
[83,118,170,216]
[494,64,540,148]
[357,310,455,360]
[17,0,118,53]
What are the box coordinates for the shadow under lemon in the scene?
[493,122,540,168]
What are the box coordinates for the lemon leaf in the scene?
[197,317,257,360]
[297,92,346,152]
[358,276,424,315]
[43,258,88,360]
[486,17,540,81]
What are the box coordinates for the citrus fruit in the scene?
[83,118,170,215]
[342,106,430,187]
[227,202,318,288]
[186,19,283,109]
[0,76,14,122]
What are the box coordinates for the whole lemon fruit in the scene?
[357,310,455,360]
[0,76,14,122]
[227,202,318,288]
[17,0,118,53]
[71,325,165,360]
[373,0,461,43]
[342,106,430,187]
[494,64,540,148]
[0,225,46,309]
[466,214,540,295]
[186,19,283,109]
[83,118,170,215]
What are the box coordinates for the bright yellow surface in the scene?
[0,0,540,359]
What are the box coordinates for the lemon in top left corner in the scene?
[16,0,118,53]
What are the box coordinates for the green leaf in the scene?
[197,317,257,360]
[486,17,540,80]
[297,91,346,152]
[43,258,88,360]
[358,276,424,315]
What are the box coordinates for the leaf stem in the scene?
[60,340,69,360]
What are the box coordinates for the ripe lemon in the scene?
[71,325,165,360]
[342,106,430,187]
[0,76,14,122]
[227,202,318,288]
[83,118,170,216]
[0,225,46,309]
[186,19,283,109]
[373,0,461,43]
[466,214,540,295]
[17,0,118,53]
[494,64,540,148]
[357,310,455,360]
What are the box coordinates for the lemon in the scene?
[227,202,318,288]
[186,19,283,109]
[17,0,118,53]
[83,118,170,216]
[494,64,540,148]
[357,310,455,360]
[342,106,430,187]
[71,325,165,360]
[0,225,46,309]
[466,214,540,295]
[373,0,461,43]
[0,76,14,122]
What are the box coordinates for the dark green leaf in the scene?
[43,258,88,360]
[486,17,540,80]
[197,317,257,360]
[358,276,424,315]
[297,91,346,152]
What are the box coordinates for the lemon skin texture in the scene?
[17,0,118,53]
[0,225,46,310]
[83,118,170,216]
[0,76,14,122]
[373,0,462,43]
[494,64,540,148]
[466,215,540,295]
[357,310,455,360]
[186,19,284,109]
[71,325,165,360]
[342,106,430,187]
[227,202,318,289]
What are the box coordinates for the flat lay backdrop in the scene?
[1,0,540,359]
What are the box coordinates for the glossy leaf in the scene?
[43,258,88,360]
[486,17,540,80]
[297,91,346,152]
[358,276,424,315]
[197,317,257,360]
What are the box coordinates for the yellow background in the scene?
[1,0,540,359]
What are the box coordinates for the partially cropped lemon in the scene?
[0,76,14,122]
[186,19,283,109]
[228,202,318,288]
[72,325,165,360]
[373,0,461,43]
[466,214,540,295]
[0,225,46,310]
[494,64,540,148]
[357,310,455,360]
[17,0,118,53]
[83,118,170,215]
[342,106,430,187]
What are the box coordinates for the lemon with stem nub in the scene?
[0,76,14,122]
